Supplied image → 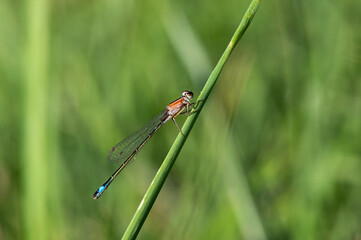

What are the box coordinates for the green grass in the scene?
[0,0,361,239]
[22,1,50,239]
[122,1,261,239]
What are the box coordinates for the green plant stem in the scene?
[122,0,261,239]
[23,0,50,239]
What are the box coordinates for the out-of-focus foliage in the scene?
[0,0,360,239]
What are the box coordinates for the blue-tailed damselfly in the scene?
[93,90,195,199]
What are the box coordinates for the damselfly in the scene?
[93,90,195,199]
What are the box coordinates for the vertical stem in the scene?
[22,0,49,239]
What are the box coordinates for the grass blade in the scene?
[122,0,261,239]
[22,0,50,239]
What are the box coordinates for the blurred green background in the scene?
[1,0,360,239]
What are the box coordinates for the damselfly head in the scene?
[182,90,193,100]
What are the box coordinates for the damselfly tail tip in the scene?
[93,185,105,200]
[92,192,100,200]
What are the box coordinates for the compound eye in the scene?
[182,90,193,99]
[187,91,194,99]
